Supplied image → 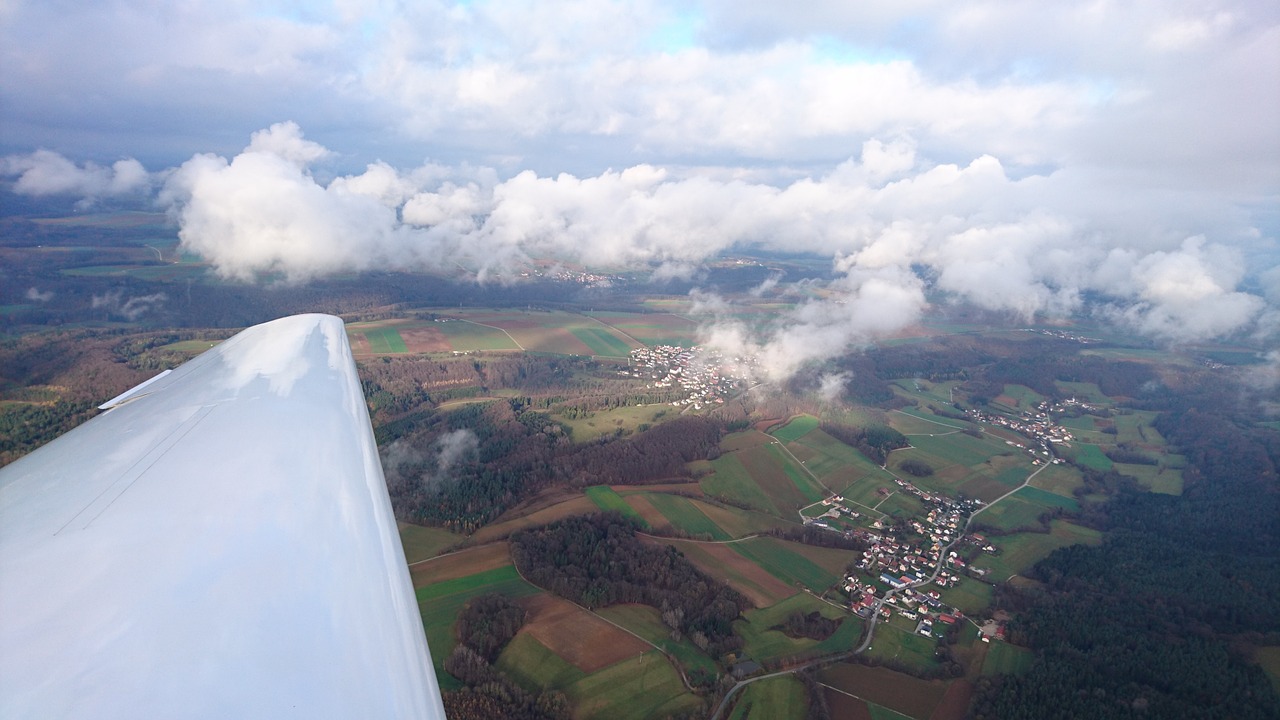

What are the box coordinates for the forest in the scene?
[970,371,1280,719]
[442,594,572,720]
[510,513,750,657]
[382,400,723,531]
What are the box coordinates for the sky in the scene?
[2,0,1278,377]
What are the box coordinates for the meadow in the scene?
[971,520,1102,581]
[728,675,808,720]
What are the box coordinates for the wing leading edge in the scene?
[0,314,445,719]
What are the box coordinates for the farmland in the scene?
[971,520,1103,581]
[595,603,719,677]
[644,492,730,540]
[731,537,841,591]
[734,592,861,662]
[728,675,808,720]
[430,308,641,356]
[583,311,700,347]
[585,485,649,526]
[517,592,651,672]
[657,538,797,607]
[562,650,701,720]
[980,642,1034,676]
[818,664,952,720]
[397,523,461,563]
[700,436,828,519]
[415,563,541,687]
[771,414,819,443]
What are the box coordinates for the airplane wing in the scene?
[0,314,446,719]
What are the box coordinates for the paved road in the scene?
[710,451,1054,720]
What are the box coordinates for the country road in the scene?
[709,450,1054,720]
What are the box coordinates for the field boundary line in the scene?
[508,555,696,692]
[891,408,970,430]
[454,318,525,351]
[580,312,646,348]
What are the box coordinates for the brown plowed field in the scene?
[409,542,511,588]
[399,326,451,352]
[469,495,599,544]
[930,678,971,720]
[625,494,673,532]
[519,593,651,673]
[656,537,794,607]
[612,482,703,496]
[819,664,949,720]
[822,689,873,720]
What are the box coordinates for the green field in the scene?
[732,538,838,591]
[863,623,939,673]
[1055,381,1111,404]
[729,675,808,720]
[1067,444,1113,471]
[571,326,635,356]
[892,407,970,431]
[646,492,730,540]
[397,523,461,563]
[791,428,880,476]
[975,494,1054,532]
[735,593,860,662]
[1028,463,1085,497]
[907,432,1009,468]
[596,604,719,677]
[497,632,587,690]
[563,650,702,720]
[938,577,995,615]
[1113,462,1184,495]
[558,404,672,442]
[415,565,541,687]
[772,415,819,443]
[999,384,1045,408]
[709,442,825,516]
[436,319,520,351]
[364,326,408,353]
[981,641,1035,676]
[585,311,700,347]
[972,521,1102,581]
[1059,415,1096,432]
[585,486,648,526]
[701,453,780,515]
[769,445,827,503]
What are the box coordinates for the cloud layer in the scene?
[1,1,1276,377]
[122,122,1276,378]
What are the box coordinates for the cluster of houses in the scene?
[1022,328,1099,344]
[622,345,750,410]
[964,404,1076,464]
[516,269,622,287]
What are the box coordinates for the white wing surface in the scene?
[0,314,445,719]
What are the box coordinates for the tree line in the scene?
[510,513,750,657]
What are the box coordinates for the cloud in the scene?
[380,429,478,497]
[1,150,149,201]
[90,290,167,321]
[153,123,1273,366]
[25,287,53,302]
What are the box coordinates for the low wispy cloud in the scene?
[2,150,150,205]
[90,290,167,321]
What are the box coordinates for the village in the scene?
[622,344,754,410]
[963,398,1092,466]
[799,480,1003,641]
